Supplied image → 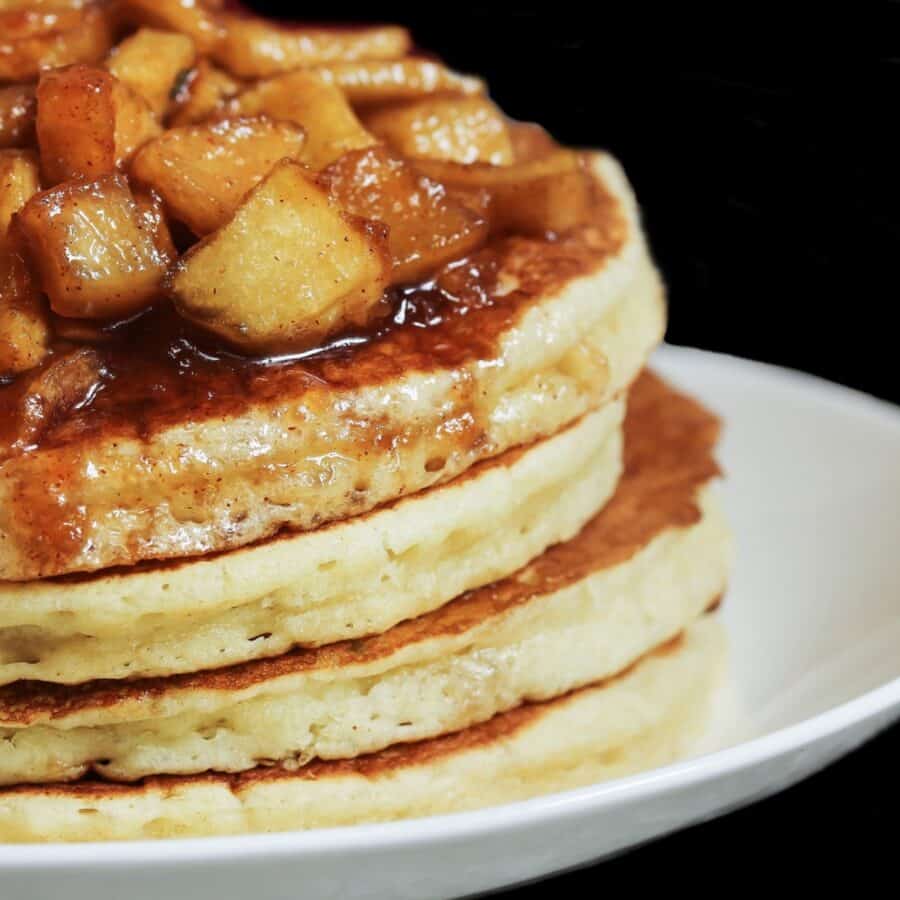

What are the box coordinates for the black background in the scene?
[246,2,899,890]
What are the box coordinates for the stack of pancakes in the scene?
[0,155,730,842]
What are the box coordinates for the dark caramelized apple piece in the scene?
[414,151,596,236]
[0,150,48,376]
[0,241,51,377]
[2,347,105,452]
[0,5,115,83]
[36,64,160,184]
[319,144,490,284]
[0,85,37,151]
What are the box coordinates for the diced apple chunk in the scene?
[320,145,489,284]
[105,28,196,119]
[16,174,172,319]
[0,149,40,236]
[0,85,36,150]
[310,59,484,105]
[363,96,514,165]
[2,347,104,450]
[168,159,391,353]
[131,116,307,236]
[0,241,51,376]
[0,150,46,374]
[212,15,411,79]
[36,64,160,184]
[0,5,115,82]
[116,0,225,55]
[414,151,596,236]
[169,59,240,126]
[132,186,176,262]
[224,71,374,171]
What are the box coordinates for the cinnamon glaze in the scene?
[0,173,623,458]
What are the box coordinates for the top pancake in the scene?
[0,153,664,580]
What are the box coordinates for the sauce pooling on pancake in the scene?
[0,170,623,457]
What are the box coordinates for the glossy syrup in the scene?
[0,176,623,457]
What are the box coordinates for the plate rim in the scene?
[3,344,899,868]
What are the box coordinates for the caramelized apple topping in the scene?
[0,3,597,378]
[319,144,489,285]
[1,347,105,454]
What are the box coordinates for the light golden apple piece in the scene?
[169,59,240,126]
[36,64,160,184]
[363,96,514,165]
[310,59,484,106]
[223,71,374,171]
[131,116,307,236]
[320,144,489,284]
[0,240,50,377]
[105,28,196,120]
[415,150,596,235]
[116,0,225,55]
[211,14,411,79]
[0,85,36,150]
[0,5,114,82]
[0,148,40,236]
[16,173,173,319]
[168,159,391,353]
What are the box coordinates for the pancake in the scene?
[0,153,664,581]
[0,372,731,784]
[0,396,626,685]
[0,617,725,842]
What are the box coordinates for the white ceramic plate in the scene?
[3,344,900,899]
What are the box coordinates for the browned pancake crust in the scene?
[0,632,689,799]
[0,371,720,726]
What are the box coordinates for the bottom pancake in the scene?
[0,617,724,842]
